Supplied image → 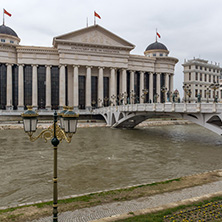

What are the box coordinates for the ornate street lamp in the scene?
[91,100,96,109]
[104,97,109,107]
[210,82,219,103]
[161,86,167,103]
[142,89,148,103]
[21,106,78,222]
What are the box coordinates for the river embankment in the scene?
[0,119,191,130]
[0,169,222,222]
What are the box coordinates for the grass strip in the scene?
[116,196,222,222]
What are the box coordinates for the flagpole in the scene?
[156,28,157,42]
[94,11,96,25]
[3,9,5,25]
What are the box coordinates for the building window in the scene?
[200,73,202,81]
[189,66,191,69]
[24,65,32,109]
[10,40,14,44]
[200,66,202,70]
[12,65,18,109]
[1,39,5,42]
[103,77,109,106]
[204,74,207,82]
[51,66,59,110]
[160,53,163,56]
[91,76,98,108]
[189,73,191,81]
[79,76,85,109]
[195,89,198,97]
[153,53,156,56]
[209,75,211,82]
[37,66,46,109]
[195,72,198,80]
[134,72,140,103]
[196,65,198,69]
[0,64,7,109]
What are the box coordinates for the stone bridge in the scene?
[93,103,222,135]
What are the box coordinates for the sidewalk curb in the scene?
[90,191,222,222]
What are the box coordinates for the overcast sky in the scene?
[2,0,222,95]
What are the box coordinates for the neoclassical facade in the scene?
[0,24,178,111]
[183,58,222,103]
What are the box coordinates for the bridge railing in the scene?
[94,103,222,114]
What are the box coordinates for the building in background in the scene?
[0,24,178,111]
[183,58,222,103]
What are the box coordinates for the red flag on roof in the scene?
[156,32,161,38]
[94,11,101,19]
[4,9,12,17]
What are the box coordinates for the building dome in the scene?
[145,41,168,51]
[144,41,169,57]
[0,24,18,37]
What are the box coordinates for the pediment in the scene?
[53,25,135,50]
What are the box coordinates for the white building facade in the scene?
[183,58,222,103]
[0,24,178,111]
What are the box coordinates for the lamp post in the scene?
[104,97,109,107]
[21,106,78,222]
[210,82,219,103]
[161,87,167,103]
[206,87,210,103]
[142,89,148,103]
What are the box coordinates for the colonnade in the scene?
[4,63,174,110]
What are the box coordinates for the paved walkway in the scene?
[31,180,222,222]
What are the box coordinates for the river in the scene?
[1,124,222,208]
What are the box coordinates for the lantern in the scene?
[21,106,39,133]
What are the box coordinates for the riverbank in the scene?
[0,169,222,222]
[0,119,191,130]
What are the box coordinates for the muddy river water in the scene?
[1,124,222,207]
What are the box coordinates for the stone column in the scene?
[130,70,134,92]
[110,68,116,104]
[156,73,161,103]
[140,71,144,103]
[18,64,24,110]
[59,65,66,108]
[32,65,38,109]
[122,69,127,94]
[165,73,169,102]
[86,66,92,109]
[98,67,104,107]
[119,70,122,95]
[73,65,79,110]
[6,64,12,110]
[149,72,153,103]
[45,65,51,110]
[170,74,174,94]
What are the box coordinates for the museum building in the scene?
[0,24,178,111]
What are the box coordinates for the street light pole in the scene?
[52,111,60,221]
[21,106,78,222]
